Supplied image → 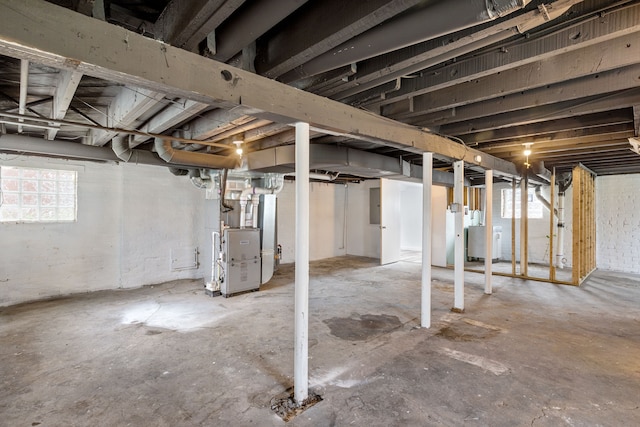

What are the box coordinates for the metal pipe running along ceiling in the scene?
[279,0,531,82]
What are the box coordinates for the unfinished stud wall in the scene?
[572,165,597,284]
[492,182,573,266]
[0,156,207,307]
[596,174,640,274]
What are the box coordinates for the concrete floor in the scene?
[1,256,639,426]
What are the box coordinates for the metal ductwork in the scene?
[280,0,530,81]
[0,133,168,167]
[112,135,133,162]
[534,186,557,217]
[245,144,464,186]
[154,138,240,170]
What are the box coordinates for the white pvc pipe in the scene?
[239,180,285,229]
[239,200,247,228]
[251,198,260,228]
[484,169,493,295]
[18,59,28,133]
[453,160,464,311]
[421,153,433,328]
[556,192,565,269]
[294,122,310,405]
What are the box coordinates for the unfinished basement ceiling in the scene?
[0,0,639,182]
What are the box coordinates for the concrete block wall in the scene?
[0,156,207,306]
[596,174,640,273]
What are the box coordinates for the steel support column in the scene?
[485,169,493,294]
[454,160,464,312]
[294,122,310,404]
[421,152,433,327]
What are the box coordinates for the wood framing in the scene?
[571,165,597,285]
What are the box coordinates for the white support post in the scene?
[294,122,310,405]
[421,152,433,328]
[453,160,465,312]
[520,174,528,276]
[484,169,493,295]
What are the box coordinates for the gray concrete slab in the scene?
[1,256,639,426]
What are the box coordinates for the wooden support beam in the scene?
[0,0,517,175]
[46,69,83,140]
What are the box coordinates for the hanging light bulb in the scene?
[233,139,243,156]
[523,143,533,168]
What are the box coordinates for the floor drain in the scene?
[270,388,323,422]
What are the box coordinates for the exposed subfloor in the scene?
[1,256,639,426]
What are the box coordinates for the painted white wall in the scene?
[276,180,347,263]
[431,185,448,267]
[119,164,207,288]
[596,174,640,273]
[344,178,449,265]
[400,182,422,251]
[0,156,207,306]
[345,179,381,258]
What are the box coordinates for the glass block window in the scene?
[0,166,77,223]
[501,188,544,219]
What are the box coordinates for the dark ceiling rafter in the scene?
[0,0,639,177]
[0,0,517,177]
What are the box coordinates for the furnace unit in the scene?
[220,228,261,296]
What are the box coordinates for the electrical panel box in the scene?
[221,228,261,297]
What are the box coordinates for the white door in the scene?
[380,178,402,265]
